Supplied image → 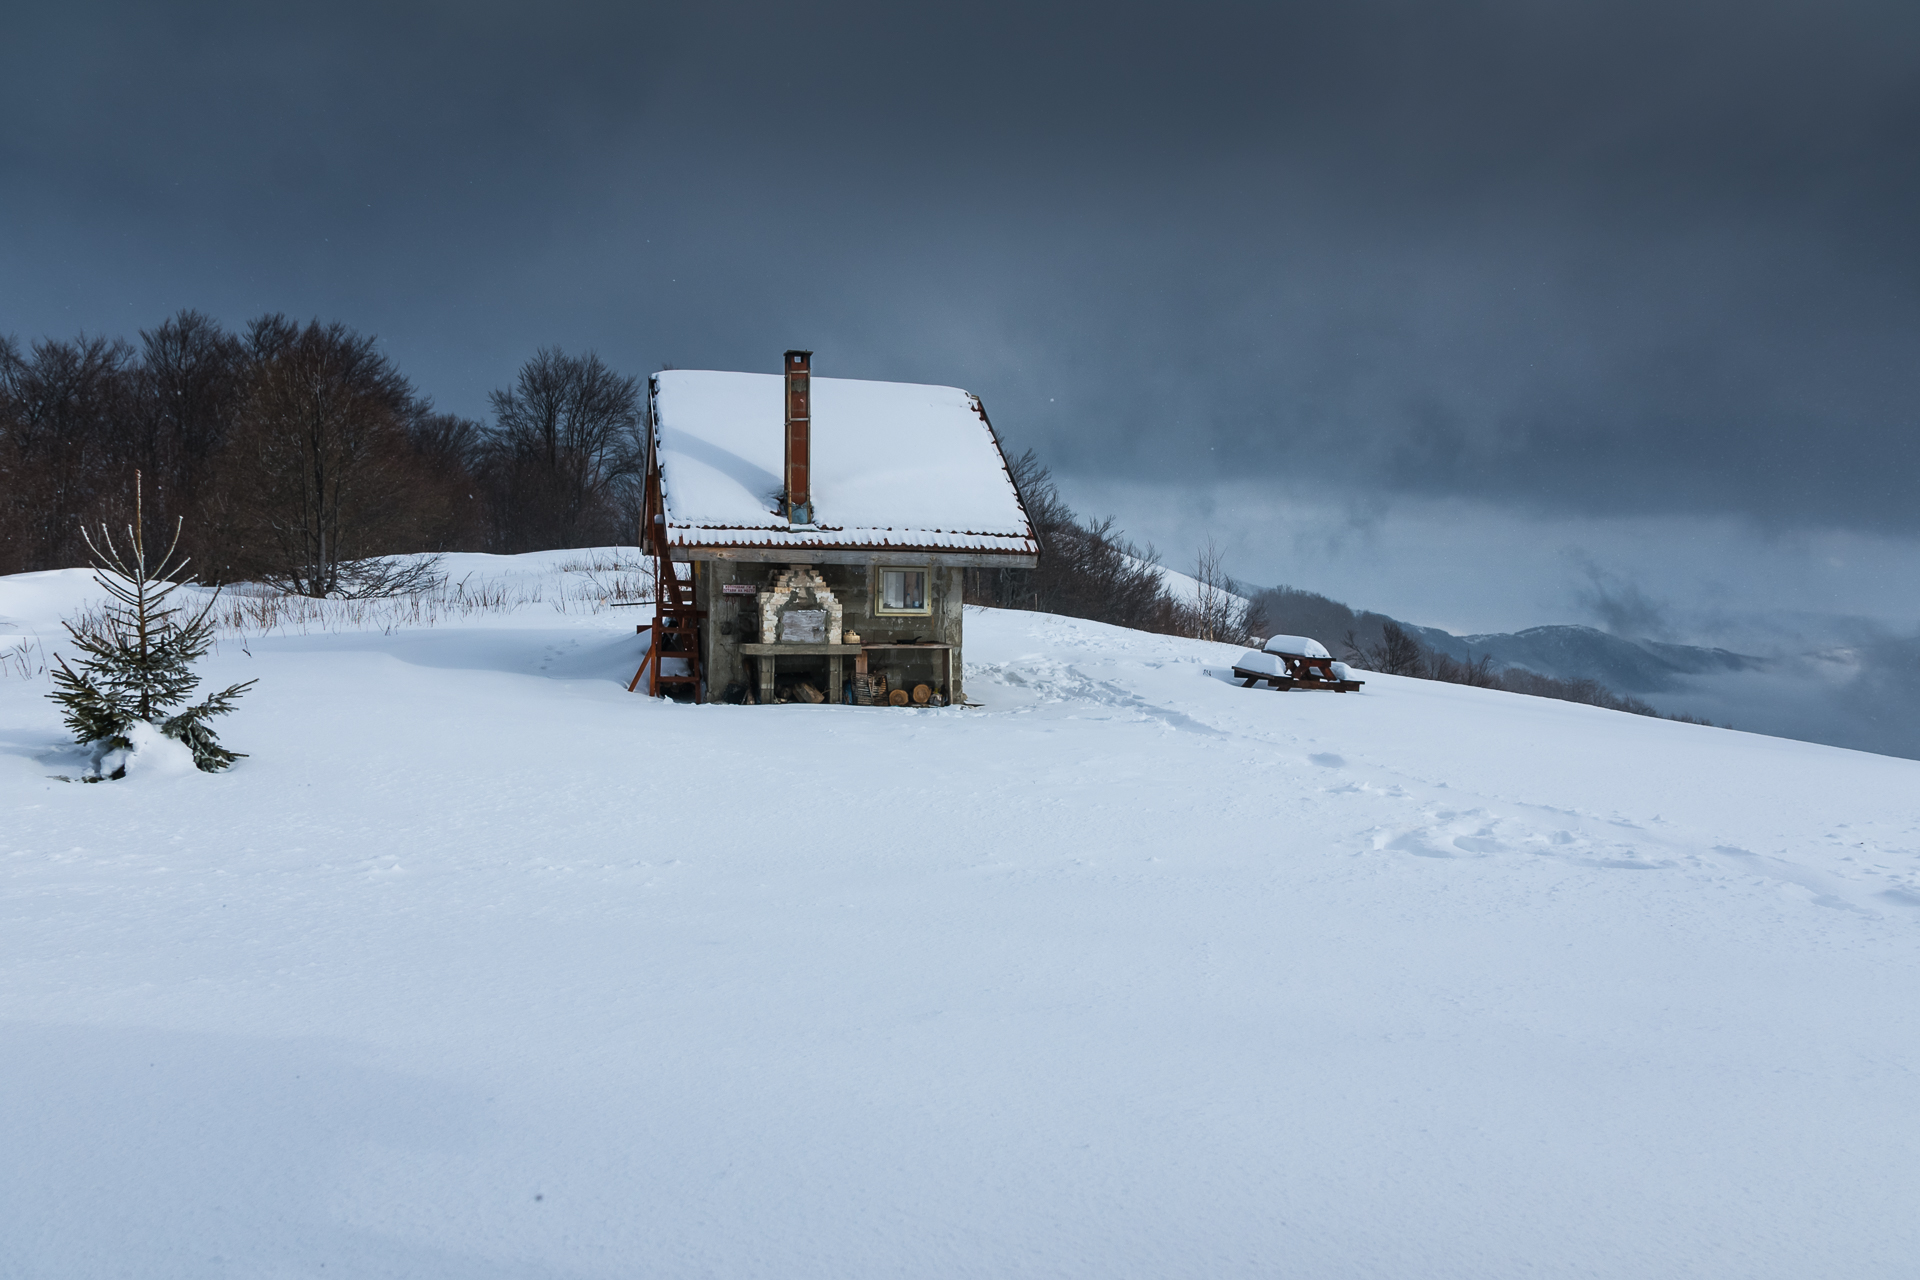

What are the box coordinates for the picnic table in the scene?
[1231,636,1364,693]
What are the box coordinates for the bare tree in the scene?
[1428,649,1503,687]
[480,347,642,551]
[1362,621,1430,677]
[962,448,1178,631]
[129,310,243,537]
[401,408,487,554]
[0,335,27,573]
[964,448,1062,610]
[408,409,485,476]
[221,317,424,596]
[1185,536,1256,644]
[0,334,136,573]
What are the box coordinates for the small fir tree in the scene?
[48,471,255,778]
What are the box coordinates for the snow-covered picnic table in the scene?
[1232,635,1364,693]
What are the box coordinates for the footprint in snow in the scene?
[1384,831,1488,859]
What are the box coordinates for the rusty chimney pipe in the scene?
[784,349,813,524]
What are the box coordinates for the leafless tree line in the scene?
[481,347,643,553]
[1,312,643,591]
[963,450,1264,645]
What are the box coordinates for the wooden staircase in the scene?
[628,463,705,700]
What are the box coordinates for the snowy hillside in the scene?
[3,551,1918,1279]
[1132,554,1252,612]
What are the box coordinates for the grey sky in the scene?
[6,1,1919,628]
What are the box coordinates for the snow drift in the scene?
[2,551,1916,1279]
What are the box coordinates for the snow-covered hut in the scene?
[636,351,1038,705]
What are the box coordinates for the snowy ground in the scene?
[3,551,1918,1279]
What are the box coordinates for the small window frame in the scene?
[873,565,933,616]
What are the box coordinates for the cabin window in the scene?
[875,567,931,615]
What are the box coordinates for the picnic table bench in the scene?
[1231,635,1365,693]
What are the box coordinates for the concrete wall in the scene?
[695,560,966,704]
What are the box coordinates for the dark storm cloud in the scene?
[6,1,1919,529]
[1570,557,1678,641]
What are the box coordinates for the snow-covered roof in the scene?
[650,369,1037,557]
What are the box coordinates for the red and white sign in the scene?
[721,583,758,595]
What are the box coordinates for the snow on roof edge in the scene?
[663,523,1038,555]
[648,369,1036,547]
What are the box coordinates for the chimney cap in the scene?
[785,350,812,366]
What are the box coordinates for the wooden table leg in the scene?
[758,654,775,705]
[829,655,842,703]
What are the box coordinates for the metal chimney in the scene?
[784,349,813,524]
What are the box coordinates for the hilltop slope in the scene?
[2,554,1917,1279]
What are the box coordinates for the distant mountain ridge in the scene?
[1413,624,1762,695]
[1244,584,1762,696]
[1242,582,1914,760]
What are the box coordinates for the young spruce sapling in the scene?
[48,471,255,779]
